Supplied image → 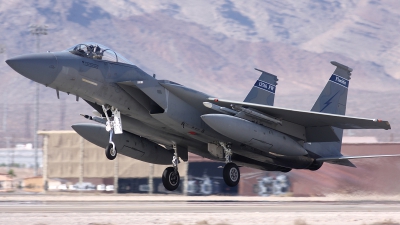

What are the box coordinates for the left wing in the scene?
[208,98,390,130]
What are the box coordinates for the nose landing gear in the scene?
[102,104,122,160]
[105,130,117,160]
[219,142,240,187]
[162,144,181,191]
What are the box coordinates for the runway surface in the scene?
[1,195,400,225]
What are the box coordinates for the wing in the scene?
[208,98,390,130]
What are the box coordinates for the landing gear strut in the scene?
[162,144,181,191]
[219,142,240,187]
[102,104,122,160]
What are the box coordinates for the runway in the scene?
[1,195,400,225]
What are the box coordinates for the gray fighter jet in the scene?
[6,42,399,191]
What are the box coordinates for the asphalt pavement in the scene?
[1,195,400,225]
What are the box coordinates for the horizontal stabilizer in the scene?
[316,154,400,168]
[316,154,400,161]
[327,159,356,167]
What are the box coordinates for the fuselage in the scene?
[52,50,215,158]
[6,43,317,171]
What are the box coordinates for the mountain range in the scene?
[0,0,399,147]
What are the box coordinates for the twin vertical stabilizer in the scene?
[306,61,354,167]
[244,68,278,106]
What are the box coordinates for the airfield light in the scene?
[29,24,48,176]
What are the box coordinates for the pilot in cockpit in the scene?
[69,43,133,63]
[86,45,95,58]
[94,45,103,60]
[83,45,101,60]
[95,45,101,53]
[74,45,86,55]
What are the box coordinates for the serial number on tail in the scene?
[329,74,349,88]
[254,80,276,94]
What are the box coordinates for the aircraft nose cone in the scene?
[6,53,58,85]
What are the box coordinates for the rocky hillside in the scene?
[0,0,399,146]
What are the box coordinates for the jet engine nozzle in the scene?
[6,53,59,86]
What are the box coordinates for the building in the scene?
[38,130,400,196]
[0,173,14,192]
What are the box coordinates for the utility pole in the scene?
[148,163,154,194]
[29,24,47,176]
[42,134,48,193]
[5,137,10,171]
[0,46,11,170]
[114,155,119,194]
[79,137,84,185]
[2,90,7,133]
[0,45,6,134]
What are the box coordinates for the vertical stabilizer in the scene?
[306,62,355,167]
[311,61,352,115]
[244,68,278,106]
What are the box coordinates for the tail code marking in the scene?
[253,80,276,94]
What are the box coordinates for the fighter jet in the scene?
[6,42,399,191]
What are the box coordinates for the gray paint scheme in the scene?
[6,53,59,85]
[210,98,390,130]
[244,68,278,106]
[5,43,393,172]
[307,61,352,166]
[201,114,307,156]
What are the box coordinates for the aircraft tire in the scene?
[162,167,180,191]
[223,163,240,187]
[105,143,117,160]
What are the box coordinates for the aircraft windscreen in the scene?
[65,42,134,65]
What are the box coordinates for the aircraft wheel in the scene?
[162,167,180,191]
[105,143,117,160]
[223,163,240,187]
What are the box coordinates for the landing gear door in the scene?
[113,110,123,134]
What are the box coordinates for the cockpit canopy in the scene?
[66,42,134,65]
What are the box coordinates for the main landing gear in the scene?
[160,142,241,191]
[162,144,181,191]
[220,142,240,187]
[102,104,122,160]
